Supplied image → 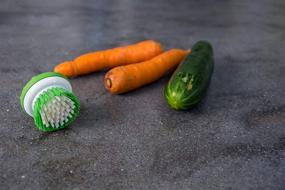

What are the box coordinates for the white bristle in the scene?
[50,121,55,128]
[40,96,76,128]
[40,110,48,126]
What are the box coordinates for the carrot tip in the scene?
[54,61,75,77]
[105,78,112,88]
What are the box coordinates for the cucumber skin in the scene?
[165,41,214,110]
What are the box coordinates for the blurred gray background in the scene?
[0,0,284,189]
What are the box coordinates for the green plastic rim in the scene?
[33,87,80,132]
[20,72,68,114]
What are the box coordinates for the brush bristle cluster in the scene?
[40,96,76,128]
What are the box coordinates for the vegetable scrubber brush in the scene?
[20,72,80,132]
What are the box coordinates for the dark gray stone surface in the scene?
[0,0,284,189]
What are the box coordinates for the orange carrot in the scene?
[54,40,163,77]
[104,49,190,94]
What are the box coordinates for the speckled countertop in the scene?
[0,0,284,189]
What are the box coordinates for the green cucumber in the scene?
[165,41,214,110]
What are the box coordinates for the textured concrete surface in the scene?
[0,0,285,189]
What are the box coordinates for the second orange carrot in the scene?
[104,49,190,94]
